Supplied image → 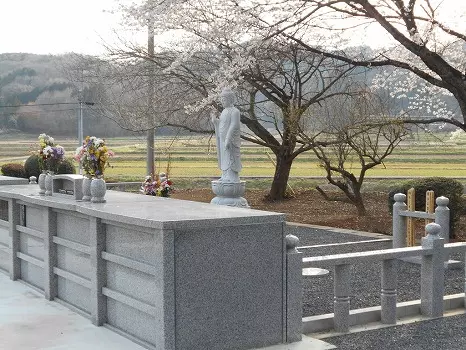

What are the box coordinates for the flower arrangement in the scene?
[141,172,173,197]
[38,133,65,173]
[74,136,114,178]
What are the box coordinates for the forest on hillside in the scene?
[0,53,130,137]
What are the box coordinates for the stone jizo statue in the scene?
[210,87,249,208]
[212,87,242,183]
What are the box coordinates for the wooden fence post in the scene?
[425,190,435,228]
[407,188,415,247]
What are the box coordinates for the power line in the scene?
[0,102,78,108]
[0,108,78,114]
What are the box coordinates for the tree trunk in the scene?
[346,179,366,216]
[353,192,367,216]
[268,153,293,201]
[452,90,466,128]
[327,173,367,216]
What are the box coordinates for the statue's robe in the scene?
[219,107,242,174]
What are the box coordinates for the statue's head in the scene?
[220,87,236,107]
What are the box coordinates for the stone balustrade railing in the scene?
[298,223,466,334]
[393,193,451,248]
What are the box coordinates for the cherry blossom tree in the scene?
[110,0,438,200]
[262,0,466,130]
[101,37,360,199]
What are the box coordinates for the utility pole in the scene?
[78,91,83,175]
[146,7,156,179]
[78,100,83,146]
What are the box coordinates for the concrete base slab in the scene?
[0,273,145,350]
[254,335,336,350]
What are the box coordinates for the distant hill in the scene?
[0,53,127,137]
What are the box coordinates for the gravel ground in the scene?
[326,314,466,350]
[286,224,465,317]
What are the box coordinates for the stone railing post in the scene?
[421,223,445,318]
[334,264,351,333]
[8,199,20,280]
[43,207,57,301]
[90,217,107,326]
[285,234,302,343]
[464,254,466,308]
[381,259,398,324]
[435,196,450,242]
[392,193,407,249]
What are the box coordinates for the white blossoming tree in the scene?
[100,0,370,200]
[103,37,363,199]
[106,0,443,200]
[260,0,466,129]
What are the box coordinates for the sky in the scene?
[0,1,465,56]
[0,0,128,55]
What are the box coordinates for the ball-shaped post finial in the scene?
[394,193,406,203]
[425,222,441,237]
[436,196,449,207]
[286,234,300,252]
[29,176,37,184]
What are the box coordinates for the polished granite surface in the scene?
[0,184,285,229]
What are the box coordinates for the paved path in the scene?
[0,273,145,350]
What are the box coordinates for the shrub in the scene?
[1,163,26,178]
[388,177,464,238]
[24,155,76,178]
[24,154,41,178]
[56,158,76,175]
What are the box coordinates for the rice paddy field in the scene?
[1,132,466,187]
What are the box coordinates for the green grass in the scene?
[2,134,466,182]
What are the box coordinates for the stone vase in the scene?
[90,177,106,203]
[82,177,92,201]
[38,171,47,195]
[44,172,54,196]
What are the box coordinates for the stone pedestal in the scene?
[211,180,249,208]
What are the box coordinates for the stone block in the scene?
[52,174,84,200]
